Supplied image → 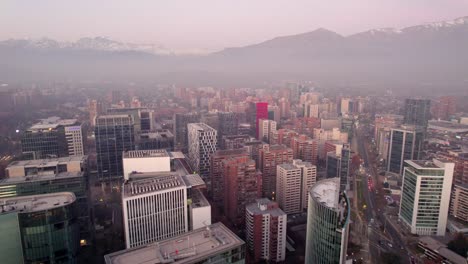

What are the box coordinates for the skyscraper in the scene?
[432,96,456,120]
[450,184,468,223]
[326,146,351,192]
[258,119,277,143]
[173,112,200,152]
[403,98,431,128]
[122,174,189,248]
[0,192,80,264]
[245,198,287,263]
[276,160,317,214]
[223,155,262,226]
[305,178,350,264]
[255,102,268,139]
[188,123,217,184]
[399,159,454,236]
[259,145,293,198]
[387,125,424,175]
[95,115,135,180]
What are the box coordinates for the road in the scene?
[355,121,410,264]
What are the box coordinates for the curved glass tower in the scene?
[305,178,350,264]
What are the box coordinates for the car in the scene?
[388,243,393,248]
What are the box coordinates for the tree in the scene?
[381,252,401,264]
[448,233,468,257]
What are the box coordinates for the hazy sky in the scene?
[2,1,468,51]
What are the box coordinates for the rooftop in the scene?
[190,189,210,209]
[419,237,466,264]
[29,117,78,130]
[187,123,216,132]
[181,174,206,188]
[405,159,446,169]
[104,222,244,264]
[311,178,340,209]
[123,174,186,198]
[246,198,286,217]
[277,163,300,171]
[123,149,169,159]
[7,155,87,169]
[0,192,76,214]
[0,171,84,185]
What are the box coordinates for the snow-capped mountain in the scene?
[0,36,173,55]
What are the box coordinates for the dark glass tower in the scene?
[95,115,135,180]
[403,98,431,128]
[387,126,424,175]
[326,147,351,192]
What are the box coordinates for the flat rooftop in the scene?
[29,117,78,130]
[0,192,76,214]
[311,178,340,209]
[190,189,210,209]
[419,237,466,264]
[405,160,443,169]
[0,171,84,186]
[104,222,244,264]
[7,155,87,169]
[123,174,186,198]
[123,149,169,159]
[277,163,300,171]
[187,123,216,132]
[246,198,286,217]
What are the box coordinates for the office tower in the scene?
[210,149,249,205]
[268,105,281,123]
[0,192,79,264]
[450,184,468,223]
[221,134,251,150]
[387,125,424,175]
[2,156,91,243]
[218,112,239,140]
[173,113,200,152]
[89,99,107,127]
[276,160,317,214]
[313,128,348,160]
[138,129,174,151]
[223,156,262,226]
[326,146,351,192]
[65,124,85,156]
[105,222,245,264]
[122,149,171,180]
[432,96,456,120]
[122,174,188,248]
[140,109,155,131]
[305,178,350,264]
[95,115,135,180]
[188,123,217,184]
[374,114,404,141]
[259,145,293,198]
[291,135,319,165]
[245,198,287,263]
[278,97,290,119]
[258,119,277,143]
[403,98,431,128]
[255,102,269,139]
[21,117,84,159]
[399,159,454,236]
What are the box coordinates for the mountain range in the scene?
[1,16,468,91]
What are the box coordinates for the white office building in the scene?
[258,119,277,143]
[399,159,454,236]
[122,174,188,248]
[65,124,85,156]
[122,149,171,180]
[188,123,217,183]
[276,160,317,214]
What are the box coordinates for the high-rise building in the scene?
[210,149,250,205]
[88,99,107,127]
[122,174,189,248]
[258,119,277,143]
[403,98,431,128]
[188,123,217,184]
[255,102,268,139]
[326,146,351,192]
[276,160,316,214]
[245,198,287,263]
[21,117,85,159]
[105,222,245,264]
[270,129,299,146]
[305,178,350,264]
[2,156,91,244]
[221,134,251,150]
[291,135,319,165]
[218,112,239,140]
[432,96,456,120]
[0,192,80,264]
[173,113,200,152]
[138,129,174,151]
[450,184,468,223]
[95,115,135,180]
[259,145,293,198]
[399,159,454,236]
[223,156,262,226]
[387,125,424,175]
